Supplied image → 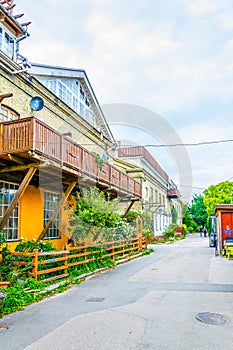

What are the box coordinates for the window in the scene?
[0,26,16,60]
[67,90,72,108]
[4,32,14,59]
[155,190,158,203]
[149,187,153,202]
[79,102,85,117]
[80,86,85,100]
[73,96,79,112]
[38,78,97,127]
[0,105,19,121]
[58,81,67,101]
[0,181,19,241]
[44,191,60,239]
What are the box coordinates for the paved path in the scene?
[1,234,233,349]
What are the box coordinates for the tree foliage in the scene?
[203,181,233,216]
[190,195,208,227]
[182,204,198,232]
[73,188,121,228]
[69,188,135,243]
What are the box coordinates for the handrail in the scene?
[0,117,141,196]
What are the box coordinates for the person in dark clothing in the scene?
[199,226,203,237]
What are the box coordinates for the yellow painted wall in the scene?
[20,186,44,242]
[5,185,75,251]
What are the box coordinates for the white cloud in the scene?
[184,0,225,16]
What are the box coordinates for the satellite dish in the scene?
[30,96,44,111]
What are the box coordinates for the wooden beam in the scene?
[122,198,139,218]
[8,154,25,164]
[0,93,13,103]
[0,160,49,173]
[0,167,37,231]
[37,181,77,242]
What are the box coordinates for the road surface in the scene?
[1,233,233,349]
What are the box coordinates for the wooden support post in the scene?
[0,167,37,231]
[37,181,76,241]
[122,198,139,218]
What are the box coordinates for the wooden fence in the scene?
[9,236,147,283]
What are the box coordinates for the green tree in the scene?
[203,181,233,216]
[69,188,127,243]
[190,195,208,227]
[182,204,198,232]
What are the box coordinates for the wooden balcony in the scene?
[0,117,141,198]
[167,188,180,199]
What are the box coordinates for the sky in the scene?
[13,0,233,201]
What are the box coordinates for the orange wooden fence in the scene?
[9,236,147,283]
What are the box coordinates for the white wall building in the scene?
[116,146,183,235]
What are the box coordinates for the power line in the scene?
[144,139,233,148]
[2,136,233,147]
[178,184,205,190]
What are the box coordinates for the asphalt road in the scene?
[1,233,233,350]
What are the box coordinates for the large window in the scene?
[0,105,19,122]
[44,191,60,239]
[40,78,96,127]
[0,181,19,241]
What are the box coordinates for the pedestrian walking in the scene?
[203,227,207,237]
[199,226,203,237]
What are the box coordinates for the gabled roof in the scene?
[28,62,115,143]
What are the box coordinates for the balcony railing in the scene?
[0,117,141,197]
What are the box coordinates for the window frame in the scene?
[0,105,20,122]
[0,24,16,60]
[0,181,19,241]
[43,191,60,239]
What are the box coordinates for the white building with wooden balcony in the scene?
[116,146,182,235]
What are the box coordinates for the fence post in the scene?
[111,243,115,260]
[136,216,143,251]
[32,249,39,280]
[64,246,69,275]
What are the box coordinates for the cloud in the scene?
[15,0,233,193]
[184,0,226,16]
